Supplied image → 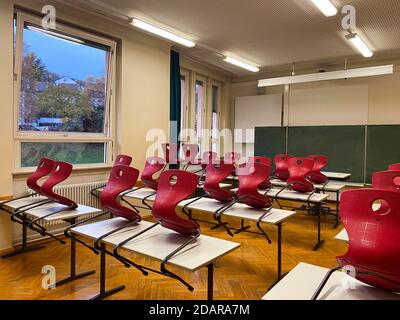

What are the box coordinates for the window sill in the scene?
[12,164,113,177]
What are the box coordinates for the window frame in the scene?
[180,68,190,139]
[211,81,222,153]
[13,12,117,170]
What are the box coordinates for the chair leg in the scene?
[311,266,342,300]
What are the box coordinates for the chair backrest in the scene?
[41,161,78,208]
[152,170,199,235]
[200,151,218,169]
[248,156,272,189]
[26,158,56,194]
[388,163,400,171]
[337,189,400,292]
[237,163,272,208]
[306,155,329,184]
[141,156,166,191]
[372,170,400,192]
[287,157,315,193]
[274,154,293,181]
[115,154,133,166]
[203,161,235,203]
[101,165,141,222]
[162,143,179,164]
[181,144,199,165]
[224,152,241,165]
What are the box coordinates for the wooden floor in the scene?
[0,202,347,300]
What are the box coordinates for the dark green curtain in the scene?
[169,50,181,168]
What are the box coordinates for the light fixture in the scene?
[311,0,338,17]
[26,25,84,45]
[346,33,374,58]
[258,65,393,87]
[130,18,195,48]
[223,56,260,72]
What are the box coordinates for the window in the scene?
[211,84,220,153]
[180,70,189,134]
[194,79,204,138]
[14,12,116,169]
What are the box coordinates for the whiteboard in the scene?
[234,94,283,143]
[288,84,369,126]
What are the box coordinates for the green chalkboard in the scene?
[287,126,366,183]
[255,127,287,172]
[366,125,400,183]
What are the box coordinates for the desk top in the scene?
[123,188,157,201]
[322,171,351,180]
[262,262,400,300]
[179,198,295,225]
[335,229,349,243]
[269,179,345,192]
[1,197,101,221]
[72,218,240,272]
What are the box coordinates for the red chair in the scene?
[312,189,400,299]
[199,151,218,169]
[181,144,200,169]
[306,155,329,184]
[100,165,141,222]
[203,161,235,203]
[388,163,400,171]
[224,152,241,165]
[41,161,78,209]
[287,157,315,193]
[27,158,56,194]
[114,170,200,291]
[141,156,166,190]
[274,154,293,181]
[372,170,400,192]
[162,143,179,165]
[114,154,133,166]
[248,156,272,189]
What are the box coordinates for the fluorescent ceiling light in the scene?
[258,65,393,87]
[130,18,195,48]
[311,0,338,17]
[346,33,374,58]
[26,25,84,45]
[224,56,259,72]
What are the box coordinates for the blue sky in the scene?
[24,29,106,81]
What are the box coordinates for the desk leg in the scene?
[234,219,251,234]
[55,236,96,287]
[333,191,340,229]
[90,243,125,300]
[313,204,325,251]
[2,213,45,259]
[277,222,282,279]
[207,263,214,301]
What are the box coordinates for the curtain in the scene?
[169,50,181,168]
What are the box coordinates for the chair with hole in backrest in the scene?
[101,165,141,222]
[274,154,293,181]
[388,163,400,171]
[199,151,218,169]
[237,162,272,209]
[306,155,329,184]
[372,170,400,192]
[27,158,56,195]
[224,152,241,165]
[181,144,200,168]
[152,170,200,236]
[141,156,166,191]
[312,189,400,299]
[287,157,315,193]
[40,161,78,209]
[162,143,179,165]
[248,156,272,190]
[114,154,133,166]
[203,161,235,203]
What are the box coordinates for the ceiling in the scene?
[69,0,400,76]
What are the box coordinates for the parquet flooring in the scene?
[0,201,347,300]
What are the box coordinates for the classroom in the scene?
[0,0,399,306]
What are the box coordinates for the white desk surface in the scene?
[335,229,349,243]
[262,262,400,300]
[269,179,345,192]
[322,171,351,180]
[123,188,157,201]
[198,183,232,189]
[1,197,101,221]
[179,197,295,225]
[72,218,240,272]
[231,187,329,203]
